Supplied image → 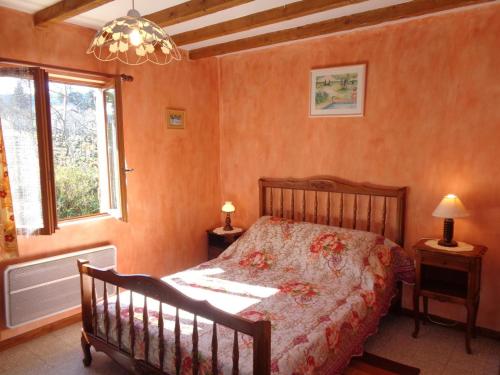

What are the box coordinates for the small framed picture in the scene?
[166,109,186,129]
[310,64,366,117]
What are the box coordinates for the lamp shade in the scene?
[432,194,469,218]
[221,201,235,213]
[87,8,181,66]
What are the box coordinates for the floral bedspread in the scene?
[96,216,414,374]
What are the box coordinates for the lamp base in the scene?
[223,212,233,231]
[437,239,458,247]
[439,218,457,247]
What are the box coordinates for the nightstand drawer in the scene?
[420,251,470,271]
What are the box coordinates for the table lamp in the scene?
[432,194,469,247]
[222,201,235,231]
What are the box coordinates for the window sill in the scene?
[58,214,115,228]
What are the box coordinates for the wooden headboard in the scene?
[259,176,407,246]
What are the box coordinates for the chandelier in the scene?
[87,1,181,66]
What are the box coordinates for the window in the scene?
[0,65,127,234]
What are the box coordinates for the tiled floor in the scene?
[364,316,500,375]
[0,315,498,374]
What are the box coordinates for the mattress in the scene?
[96,216,414,374]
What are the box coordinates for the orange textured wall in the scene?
[0,7,221,339]
[218,4,500,331]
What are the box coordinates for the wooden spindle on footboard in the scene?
[104,282,110,343]
[158,303,165,372]
[193,315,199,375]
[115,287,122,350]
[212,323,218,375]
[143,297,149,363]
[92,278,97,336]
[175,308,181,375]
[291,190,295,220]
[232,331,239,375]
[129,291,135,357]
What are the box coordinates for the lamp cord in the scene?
[426,315,458,327]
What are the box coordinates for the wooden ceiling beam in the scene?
[173,0,366,46]
[189,0,494,59]
[34,0,113,26]
[145,0,252,28]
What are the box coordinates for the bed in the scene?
[78,176,415,374]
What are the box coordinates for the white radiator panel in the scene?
[4,245,116,328]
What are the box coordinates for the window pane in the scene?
[0,72,44,233]
[104,89,121,212]
[49,82,102,220]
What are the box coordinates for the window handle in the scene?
[124,168,135,173]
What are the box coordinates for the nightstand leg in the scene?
[412,290,420,338]
[465,303,473,354]
[423,296,428,325]
[472,298,480,339]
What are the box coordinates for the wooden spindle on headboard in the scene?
[326,192,331,225]
[91,278,97,336]
[129,291,135,357]
[103,282,109,343]
[232,330,239,375]
[115,287,122,350]
[143,297,149,363]
[175,308,181,375]
[193,315,199,375]
[381,196,387,236]
[269,188,273,216]
[158,302,165,372]
[280,189,284,217]
[353,194,358,229]
[291,190,295,220]
[339,193,344,227]
[302,190,306,221]
[314,191,318,223]
[212,323,218,375]
[367,195,372,232]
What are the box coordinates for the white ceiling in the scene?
[0,0,415,51]
[0,0,483,52]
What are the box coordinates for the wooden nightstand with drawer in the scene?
[412,239,487,354]
[207,227,244,260]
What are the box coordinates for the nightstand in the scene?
[412,239,487,354]
[207,227,244,260]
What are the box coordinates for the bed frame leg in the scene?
[81,333,92,367]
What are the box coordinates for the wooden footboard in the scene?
[77,260,271,375]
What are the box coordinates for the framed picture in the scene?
[166,109,186,129]
[310,64,366,117]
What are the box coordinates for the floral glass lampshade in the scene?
[87,7,181,66]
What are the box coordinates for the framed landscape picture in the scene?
[166,109,186,129]
[310,64,366,117]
